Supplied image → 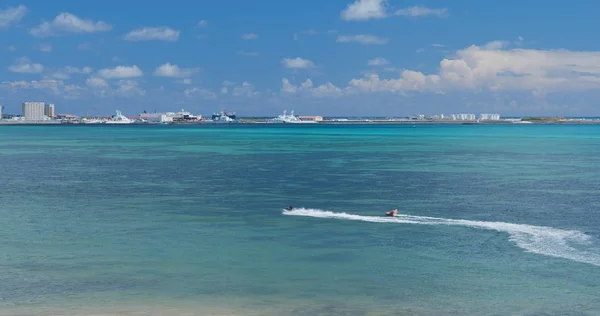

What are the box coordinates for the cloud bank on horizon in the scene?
[1,0,600,116]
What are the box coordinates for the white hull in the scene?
[271,110,317,124]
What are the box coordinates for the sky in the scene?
[2,0,600,117]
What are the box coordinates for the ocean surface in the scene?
[1,124,599,316]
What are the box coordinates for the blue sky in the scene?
[2,0,600,117]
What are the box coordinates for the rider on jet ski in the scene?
[385,209,398,217]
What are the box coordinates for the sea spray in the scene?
[283,208,600,267]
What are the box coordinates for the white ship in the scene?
[105,110,133,124]
[139,109,200,122]
[271,110,316,124]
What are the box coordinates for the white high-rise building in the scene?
[0,105,3,119]
[44,103,55,119]
[22,102,45,120]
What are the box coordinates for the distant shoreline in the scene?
[1,119,600,125]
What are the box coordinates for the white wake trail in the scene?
[283,208,600,267]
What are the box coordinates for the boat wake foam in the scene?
[283,208,600,267]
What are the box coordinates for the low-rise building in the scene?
[298,115,323,122]
[479,114,500,121]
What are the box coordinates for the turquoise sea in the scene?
[1,124,599,315]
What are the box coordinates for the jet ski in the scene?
[284,205,294,211]
[385,209,398,217]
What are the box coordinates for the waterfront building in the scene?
[44,103,55,119]
[449,113,476,121]
[479,114,500,121]
[22,102,45,120]
[0,105,3,119]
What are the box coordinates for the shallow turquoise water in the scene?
[0,124,599,315]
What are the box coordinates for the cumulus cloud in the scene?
[52,66,93,79]
[184,87,216,99]
[1,79,85,99]
[281,78,343,98]
[98,65,143,79]
[347,42,600,94]
[337,34,388,45]
[340,0,447,21]
[340,0,387,21]
[86,77,108,88]
[85,78,145,97]
[153,63,200,78]
[232,81,260,97]
[367,57,389,66]
[8,57,44,73]
[125,27,179,41]
[30,13,112,37]
[0,5,28,28]
[115,80,146,96]
[196,20,208,28]
[241,33,258,40]
[281,57,316,69]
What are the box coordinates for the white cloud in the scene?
[52,66,93,80]
[86,77,108,88]
[340,0,447,21]
[2,79,63,94]
[7,45,16,52]
[241,33,258,40]
[196,20,208,28]
[0,5,28,29]
[8,57,44,73]
[337,34,388,45]
[281,57,316,69]
[237,51,259,56]
[153,63,200,78]
[30,12,112,37]
[340,0,387,21]
[281,78,343,98]
[184,87,216,99]
[394,5,448,17]
[232,81,260,97]
[98,65,143,79]
[1,79,85,99]
[367,57,389,66]
[125,27,180,41]
[115,80,145,96]
[432,43,444,47]
[346,42,600,94]
[482,40,509,50]
[85,78,144,97]
[39,44,52,52]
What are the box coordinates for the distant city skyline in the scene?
[2,0,600,116]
